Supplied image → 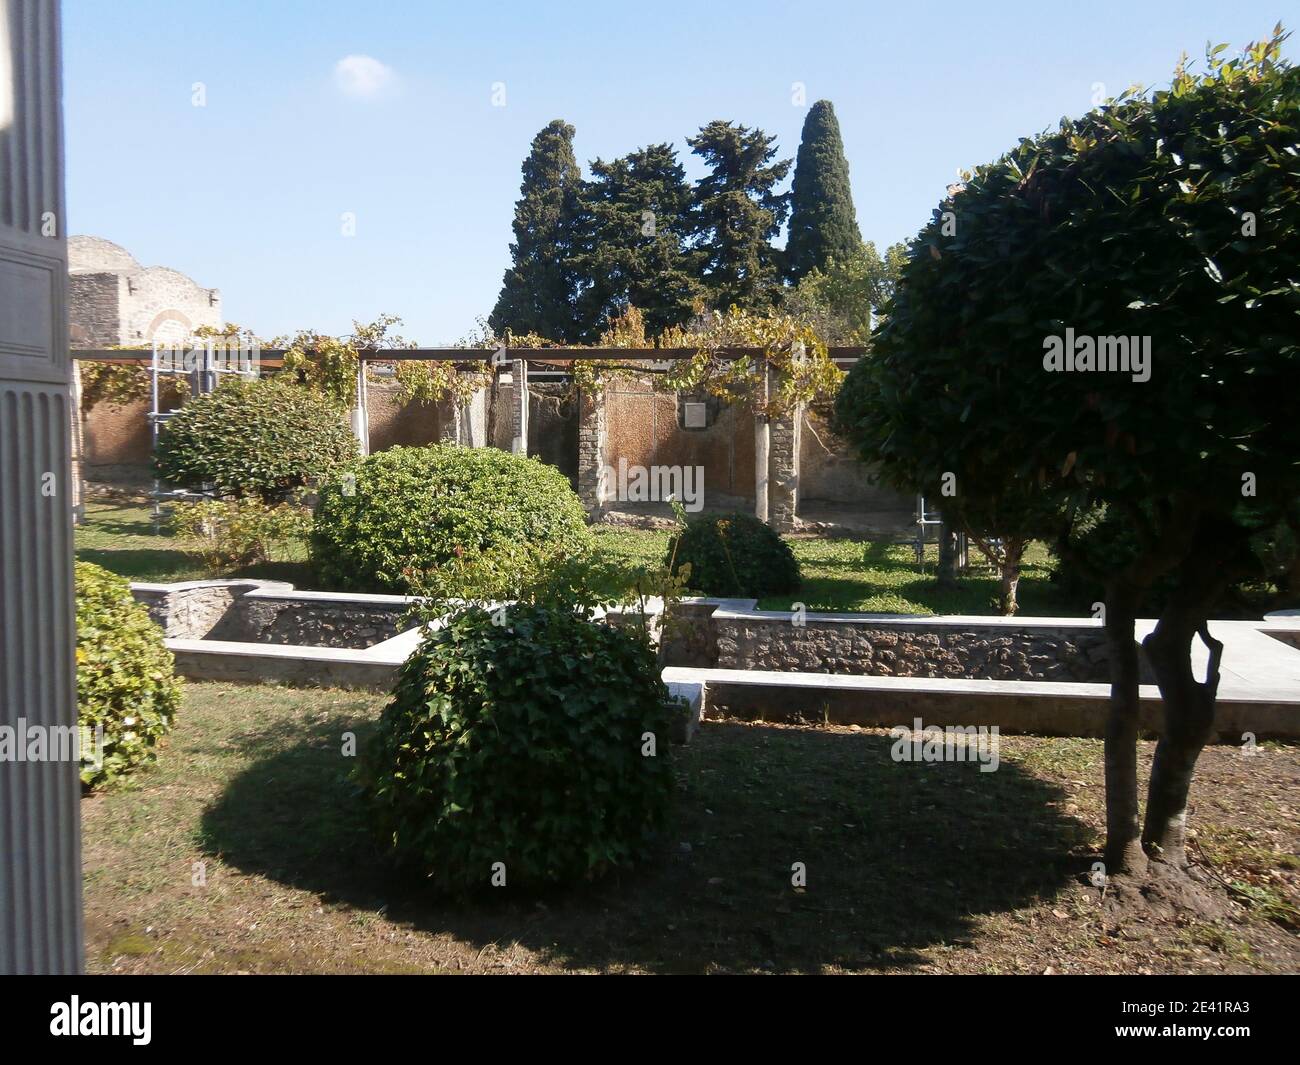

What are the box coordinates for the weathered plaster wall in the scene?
[528,383,579,485]
[604,379,757,508]
[365,380,444,451]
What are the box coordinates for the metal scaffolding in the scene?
[148,340,258,526]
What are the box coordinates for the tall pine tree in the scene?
[785,100,864,283]
[571,144,702,340]
[688,121,791,310]
[489,120,583,342]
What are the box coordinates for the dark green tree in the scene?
[785,100,864,283]
[571,144,703,340]
[834,32,1300,899]
[688,120,791,310]
[489,120,583,341]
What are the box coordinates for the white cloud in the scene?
[333,55,397,99]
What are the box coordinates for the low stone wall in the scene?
[130,579,289,639]
[713,618,1114,682]
[235,594,411,649]
[130,580,416,649]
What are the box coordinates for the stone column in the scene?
[69,358,84,523]
[510,358,528,455]
[463,385,487,447]
[350,359,370,456]
[769,407,802,533]
[577,383,608,518]
[762,345,804,534]
[0,0,86,974]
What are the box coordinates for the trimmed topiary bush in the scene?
[311,445,591,594]
[667,511,800,597]
[358,604,675,892]
[155,376,357,500]
[75,562,181,789]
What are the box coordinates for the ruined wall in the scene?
[528,383,579,485]
[365,380,443,451]
[68,236,222,345]
[70,236,224,481]
[67,273,122,346]
[604,379,756,509]
[82,391,184,479]
[797,405,914,534]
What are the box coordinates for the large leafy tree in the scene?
[489,120,583,342]
[784,240,907,343]
[785,100,864,283]
[571,144,703,340]
[688,120,791,310]
[834,31,1300,907]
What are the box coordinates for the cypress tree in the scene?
[688,120,791,310]
[571,144,702,340]
[489,120,583,342]
[784,100,864,283]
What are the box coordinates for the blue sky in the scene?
[63,0,1294,344]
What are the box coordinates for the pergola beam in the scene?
[72,345,869,367]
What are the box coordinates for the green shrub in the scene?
[359,604,675,892]
[666,511,800,597]
[168,497,312,575]
[155,376,357,500]
[75,562,181,789]
[311,445,591,595]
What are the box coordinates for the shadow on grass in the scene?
[200,714,1091,974]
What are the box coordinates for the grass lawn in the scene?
[76,499,313,585]
[82,682,1299,975]
[79,498,1080,616]
[595,526,1078,614]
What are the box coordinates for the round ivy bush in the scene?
[311,445,590,594]
[667,511,800,597]
[155,376,357,500]
[75,562,181,789]
[359,604,675,892]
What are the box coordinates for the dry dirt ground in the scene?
[82,682,1299,974]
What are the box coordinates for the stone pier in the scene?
[576,384,608,517]
[510,359,529,455]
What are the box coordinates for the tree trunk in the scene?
[998,538,1025,616]
[936,521,958,589]
[1102,583,1146,874]
[1141,613,1222,866]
